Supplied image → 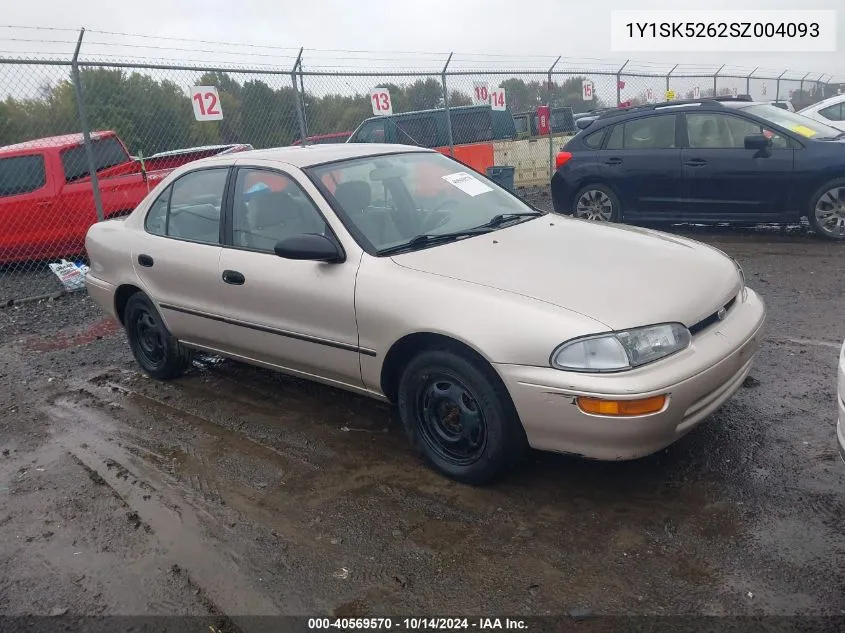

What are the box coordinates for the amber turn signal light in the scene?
[576,394,667,416]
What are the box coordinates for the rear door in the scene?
[598,113,684,218]
[681,112,795,221]
[132,166,231,348]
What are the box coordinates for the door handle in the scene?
[137,254,154,268]
[604,157,623,166]
[222,270,245,285]
[684,158,707,167]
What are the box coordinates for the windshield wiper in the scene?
[378,228,493,256]
[479,211,544,228]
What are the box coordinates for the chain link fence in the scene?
[0,39,840,299]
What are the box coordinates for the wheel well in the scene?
[114,284,143,325]
[380,332,496,404]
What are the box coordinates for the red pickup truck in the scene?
[0,131,251,263]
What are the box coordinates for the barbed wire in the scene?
[0,24,840,81]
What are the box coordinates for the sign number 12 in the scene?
[190,86,224,121]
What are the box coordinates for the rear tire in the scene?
[397,348,527,485]
[572,184,621,222]
[807,179,845,240]
[124,292,192,380]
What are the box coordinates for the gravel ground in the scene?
[0,217,843,632]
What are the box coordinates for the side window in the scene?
[352,120,386,143]
[819,104,844,121]
[688,113,794,150]
[60,136,128,182]
[144,187,170,235]
[232,168,328,252]
[583,129,605,149]
[0,155,47,197]
[395,116,438,147]
[146,168,227,243]
[605,115,676,150]
[451,110,493,144]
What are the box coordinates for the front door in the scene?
[681,112,795,221]
[216,166,363,388]
[598,113,683,218]
[132,166,230,348]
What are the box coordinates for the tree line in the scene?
[0,67,602,155]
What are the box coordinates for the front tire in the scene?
[807,179,845,240]
[397,349,527,485]
[572,184,621,222]
[124,292,192,380]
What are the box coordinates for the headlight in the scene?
[732,258,748,301]
[551,323,691,373]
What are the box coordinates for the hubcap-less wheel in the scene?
[133,309,166,368]
[416,374,487,466]
[814,186,845,238]
[575,189,614,221]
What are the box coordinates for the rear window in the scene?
[60,136,128,182]
[0,155,47,197]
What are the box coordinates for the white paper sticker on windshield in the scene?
[441,172,493,197]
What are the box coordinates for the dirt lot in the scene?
[0,224,844,631]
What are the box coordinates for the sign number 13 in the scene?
[190,86,223,121]
[370,88,393,115]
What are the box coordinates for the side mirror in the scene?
[744,134,772,152]
[274,234,344,263]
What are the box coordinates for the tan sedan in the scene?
[85,144,766,484]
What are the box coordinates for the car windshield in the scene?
[742,104,843,139]
[306,151,543,254]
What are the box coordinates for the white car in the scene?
[798,94,845,132]
[838,340,845,463]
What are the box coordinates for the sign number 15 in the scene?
[190,86,223,121]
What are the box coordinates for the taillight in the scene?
[555,151,572,169]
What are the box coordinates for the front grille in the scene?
[689,296,737,336]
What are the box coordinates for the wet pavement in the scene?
[0,225,844,629]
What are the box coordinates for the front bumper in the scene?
[495,288,766,460]
[837,340,845,464]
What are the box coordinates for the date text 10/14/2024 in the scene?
[308,618,528,630]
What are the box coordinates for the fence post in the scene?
[799,72,810,102]
[746,67,758,96]
[616,59,629,106]
[815,73,825,99]
[71,27,104,223]
[775,70,787,102]
[548,55,561,179]
[665,64,677,95]
[713,64,724,96]
[441,52,454,158]
[291,47,308,145]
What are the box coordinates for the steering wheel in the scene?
[419,199,458,233]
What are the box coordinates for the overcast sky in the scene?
[1,0,842,80]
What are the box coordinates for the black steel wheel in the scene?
[397,348,527,485]
[124,292,192,380]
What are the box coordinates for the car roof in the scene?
[800,93,845,110]
[208,143,433,168]
[0,130,118,155]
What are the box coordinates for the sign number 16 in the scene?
[190,86,224,121]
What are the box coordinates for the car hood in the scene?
[391,216,741,331]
